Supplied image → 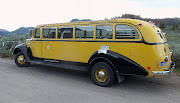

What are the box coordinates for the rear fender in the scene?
[88,50,148,76]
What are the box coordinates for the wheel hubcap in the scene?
[19,58,24,62]
[98,71,106,79]
[95,69,108,82]
[17,55,26,64]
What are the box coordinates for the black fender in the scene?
[88,51,148,76]
[13,43,33,62]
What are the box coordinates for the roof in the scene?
[37,19,146,28]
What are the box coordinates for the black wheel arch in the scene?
[88,50,148,76]
[88,55,116,72]
[13,43,33,61]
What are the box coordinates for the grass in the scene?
[162,26,180,73]
[162,26,180,68]
[174,67,180,73]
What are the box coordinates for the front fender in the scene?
[13,43,31,61]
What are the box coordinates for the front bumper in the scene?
[152,62,175,76]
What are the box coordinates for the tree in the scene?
[172,24,179,30]
[104,17,108,20]
[70,19,92,22]
[111,14,143,20]
[160,21,166,29]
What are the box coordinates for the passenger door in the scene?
[31,28,42,58]
[41,28,56,59]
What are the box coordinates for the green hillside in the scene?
[0,27,34,36]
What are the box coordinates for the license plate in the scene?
[161,62,166,66]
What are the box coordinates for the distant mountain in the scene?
[70,19,92,22]
[0,29,10,36]
[0,27,34,36]
[11,27,34,35]
[0,29,9,32]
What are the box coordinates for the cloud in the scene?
[128,0,180,8]
[0,0,179,31]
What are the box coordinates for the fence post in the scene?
[3,42,5,47]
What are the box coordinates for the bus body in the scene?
[13,19,175,86]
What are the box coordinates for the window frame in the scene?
[42,27,57,39]
[75,25,94,39]
[57,27,74,39]
[114,24,142,41]
[32,23,142,41]
[95,24,113,40]
[33,28,41,39]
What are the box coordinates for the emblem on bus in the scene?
[47,45,50,49]
[98,46,109,54]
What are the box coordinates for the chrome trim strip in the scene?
[152,62,175,76]
[152,71,170,75]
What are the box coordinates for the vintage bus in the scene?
[13,19,175,86]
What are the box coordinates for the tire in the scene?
[14,52,30,67]
[91,62,115,87]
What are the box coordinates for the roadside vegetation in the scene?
[164,27,180,73]
[0,34,28,58]
[174,67,180,73]
[163,26,180,65]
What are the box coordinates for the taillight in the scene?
[136,23,143,26]
[170,52,173,56]
[149,21,156,25]
[164,48,166,52]
[165,56,168,62]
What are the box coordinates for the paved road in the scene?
[0,58,180,103]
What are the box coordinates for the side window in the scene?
[157,30,163,39]
[75,26,94,39]
[96,25,113,39]
[43,28,56,39]
[116,25,139,39]
[58,27,73,39]
[34,29,40,38]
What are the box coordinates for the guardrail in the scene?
[2,41,21,47]
[2,41,21,52]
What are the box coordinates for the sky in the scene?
[0,0,180,31]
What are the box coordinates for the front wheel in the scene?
[14,52,30,67]
[91,62,115,87]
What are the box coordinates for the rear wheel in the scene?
[14,52,30,67]
[91,62,115,87]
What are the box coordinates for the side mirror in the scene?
[29,29,34,39]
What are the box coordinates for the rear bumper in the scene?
[152,62,175,76]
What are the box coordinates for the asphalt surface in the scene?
[0,58,180,103]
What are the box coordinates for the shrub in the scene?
[0,47,14,58]
[172,24,179,30]
[0,34,27,58]
[160,21,166,29]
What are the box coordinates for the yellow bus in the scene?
[13,19,175,86]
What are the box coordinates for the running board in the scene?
[28,60,88,72]
[44,59,59,63]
